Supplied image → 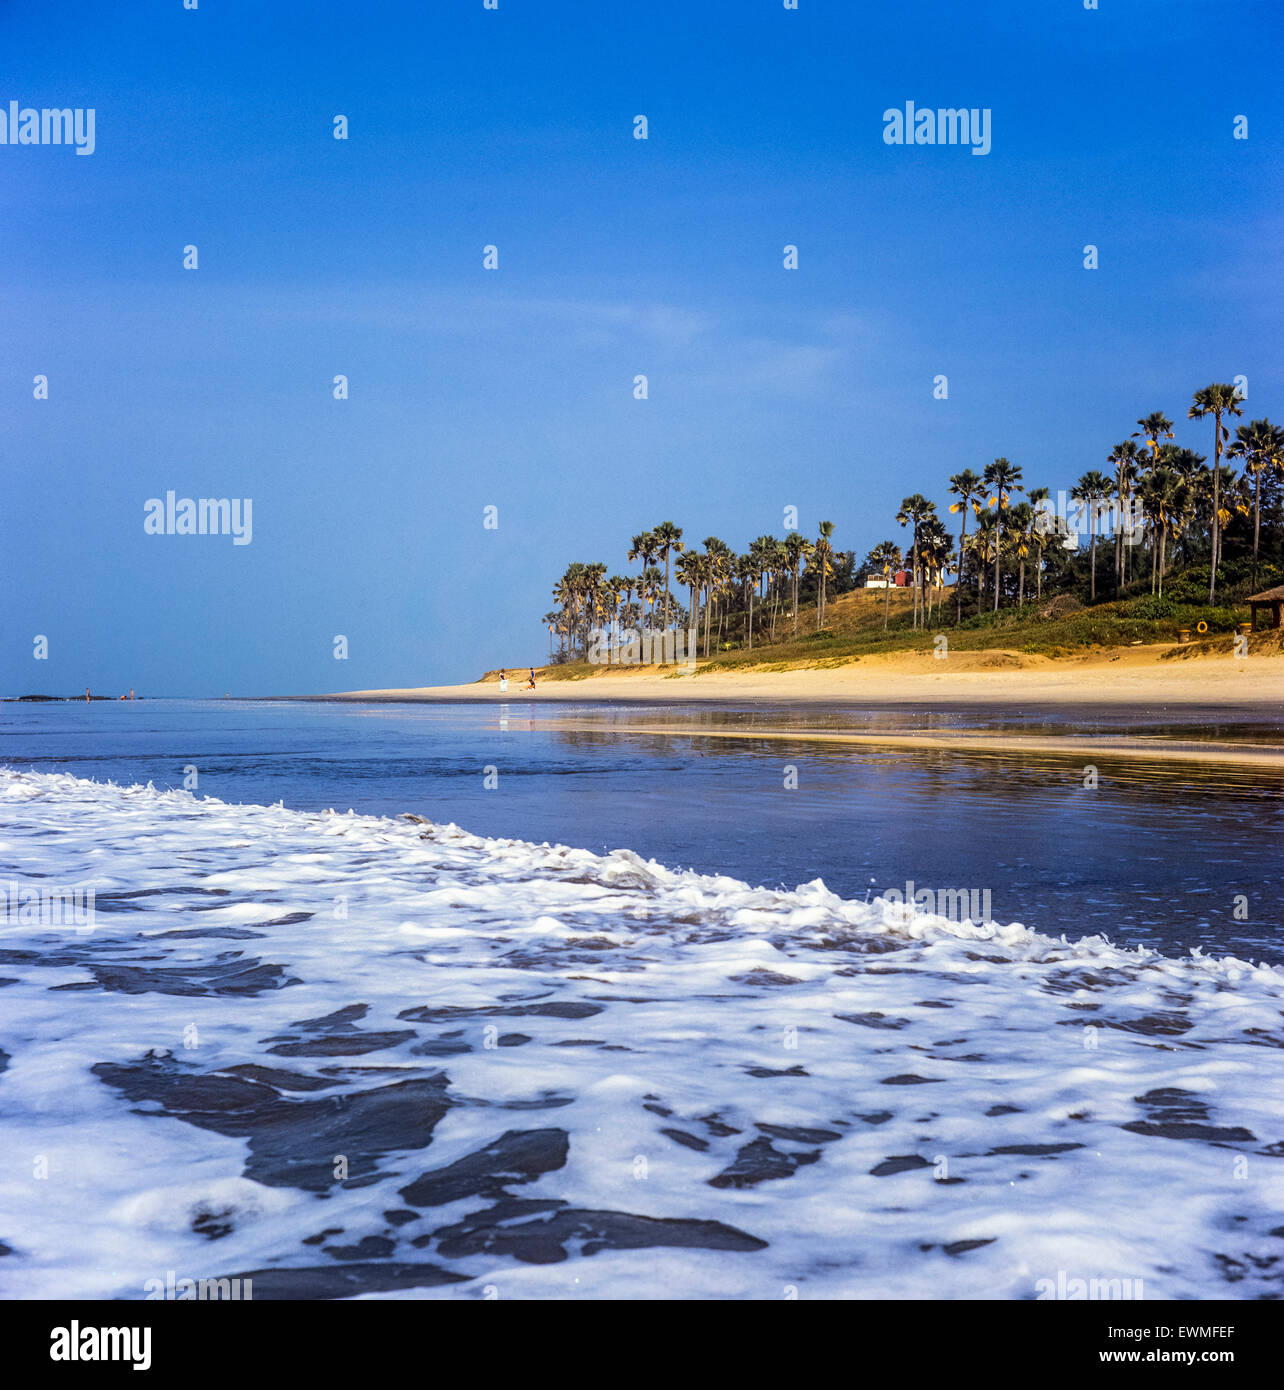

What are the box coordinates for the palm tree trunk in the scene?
[663,550,672,632]
[1209,413,1221,606]
[1252,469,1262,591]
[1089,522,1096,602]
[910,543,917,629]
[956,517,968,624]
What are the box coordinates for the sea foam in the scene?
[1,768,1282,1299]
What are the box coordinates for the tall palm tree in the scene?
[604,574,629,649]
[747,536,775,643]
[1161,445,1209,568]
[947,469,984,624]
[783,532,812,638]
[1026,486,1050,602]
[761,537,788,642]
[554,562,587,656]
[812,521,835,630]
[1006,502,1035,606]
[702,536,733,654]
[982,458,1023,611]
[581,562,608,647]
[895,494,936,629]
[650,521,684,631]
[969,510,1000,604]
[674,550,704,641]
[1133,411,1175,465]
[1070,469,1111,602]
[1136,468,1191,598]
[1107,440,1143,591]
[918,515,953,622]
[1227,418,1284,590]
[541,610,560,659]
[627,531,659,621]
[869,541,902,630]
[735,552,759,650]
[1189,384,1244,604]
[639,564,665,632]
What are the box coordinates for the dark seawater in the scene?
[3,697,1282,963]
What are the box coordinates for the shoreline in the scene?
[286,645,1284,769]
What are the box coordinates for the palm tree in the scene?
[1071,469,1112,601]
[947,469,984,624]
[918,515,953,622]
[783,532,812,638]
[1022,486,1050,603]
[736,553,759,650]
[1162,445,1209,569]
[895,494,936,629]
[627,531,659,620]
[869,541,902,630]
[760,537,787,642]
[553,562,587,656]
[1107,440,1144,591]
[969,511,999,604]
[581,562,608,646]
[640,564,665,632]
[674,550,704,642]
[702,536,733,654]
[748,536,777,643]
[1136,468,1190,598]
[541,610,560,659]
[604,574,629,650]
[982,458,1023,611]
[1189,384,1244,604]
[1133,412,1175,464]
[1006,502,1035,606]
[1227,418,1284,590]
[812,521,835,630]
[650,522,684,631]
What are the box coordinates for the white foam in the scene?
[1,767,1282,1300]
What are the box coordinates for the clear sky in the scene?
[3,0,1280,696]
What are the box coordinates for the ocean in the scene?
[1,699,1282,1298]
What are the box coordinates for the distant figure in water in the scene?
[85,688,90,703]
[130,689,134,701]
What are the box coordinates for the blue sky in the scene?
[3,0,1281,695]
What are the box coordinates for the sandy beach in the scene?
[302,643,1283,769]
[316,643,1283,708]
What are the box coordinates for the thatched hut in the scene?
[1247,584,1284,630]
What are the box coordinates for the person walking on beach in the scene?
[527,667,536,691]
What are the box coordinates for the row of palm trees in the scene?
[547,522,845,659]
[543,384,1283,658]
[873,385,1283,619]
